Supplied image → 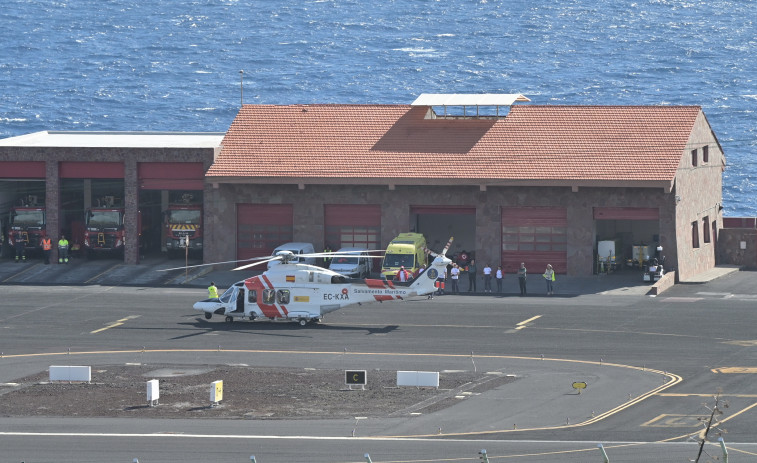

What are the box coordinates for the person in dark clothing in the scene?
[14,231,27,263]
[467,259,477,292]
[234,288,245,312]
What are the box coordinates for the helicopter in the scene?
[183,238,454,326]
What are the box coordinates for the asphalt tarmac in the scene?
[1,259,756,462]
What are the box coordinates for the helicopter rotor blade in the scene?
[441,237,454,256]
[158,255,273,272]
[232,255,285,271]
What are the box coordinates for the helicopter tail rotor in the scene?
[425,237,454,259]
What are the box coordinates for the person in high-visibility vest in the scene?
[58,235,70,264]
[208,281,219,299]
[41,237,52,264]
[322,245,333,266]
[542,264,556,295]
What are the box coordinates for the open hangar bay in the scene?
[2,272,757,462]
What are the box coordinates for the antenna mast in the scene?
[239,70,244,108]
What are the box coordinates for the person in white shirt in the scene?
[483,263,492,292]
[450,263,460,294]
[495,266,504,293]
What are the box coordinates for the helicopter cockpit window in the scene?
[247,290,257,303]
[219,286,235,303]
[262,289,275,304]
[331,275,347,284]
[276,289,290,304]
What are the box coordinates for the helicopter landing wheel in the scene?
[299,319,308,326]
[204,313,212,320]
[225,316,234,323]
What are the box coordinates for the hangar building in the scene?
[0,131,223,264]
[204,94,725,279]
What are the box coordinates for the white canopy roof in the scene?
[411,93,530,107]
[0,131,225,148]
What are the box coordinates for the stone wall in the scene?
[672,112,724,280]
[718,228,757,268]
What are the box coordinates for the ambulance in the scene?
[380,233,427,280]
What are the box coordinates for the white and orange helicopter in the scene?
[170,238,453,326]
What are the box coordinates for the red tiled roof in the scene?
[207,104,702,183]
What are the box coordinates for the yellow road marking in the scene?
[658,393,757,397]
[712,366,757,374]
[90,315,140,334]
[515,315,542,330]
[1,263,41,283]
[724,340,757,346]
[641,414,704,427]
[84,263,122,284]
[656,401,757,443]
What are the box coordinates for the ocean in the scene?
[1,0,755,215]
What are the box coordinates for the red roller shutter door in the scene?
[138,162,205,190]
[501,207,567,274]
[324,204,381,250]
[0,161,46,178]
[237,204,293,261]
[59,162,124,178]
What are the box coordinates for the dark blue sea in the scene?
[1,0,755,215]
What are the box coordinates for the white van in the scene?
[267,242,316,269]
[329,247,372,278]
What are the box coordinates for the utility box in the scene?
[210,380,223,405]
[146,379,159,407]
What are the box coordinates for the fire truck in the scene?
[8,195,47,254]
[83,196,126,256]
[164,193,203,257]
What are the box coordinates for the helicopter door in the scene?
[225,288,238,315]
[232,287,245,313]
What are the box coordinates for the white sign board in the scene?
[49,365,91,382]
[397,371,439,388]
